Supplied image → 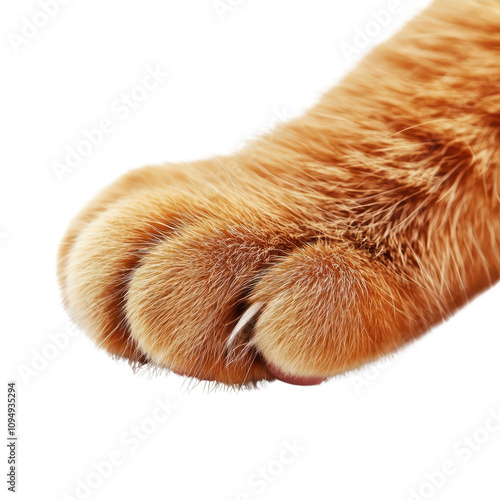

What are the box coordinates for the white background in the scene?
[2,1,500,499]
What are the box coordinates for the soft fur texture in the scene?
[58,0,500,387]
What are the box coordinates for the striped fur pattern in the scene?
[58,0,500,387]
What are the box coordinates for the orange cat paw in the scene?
[59,165,420,387]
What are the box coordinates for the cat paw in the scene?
[59,163,412,387]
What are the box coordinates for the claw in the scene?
[226,302,263,348]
